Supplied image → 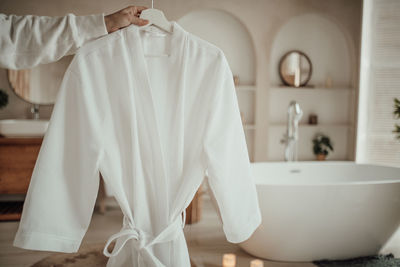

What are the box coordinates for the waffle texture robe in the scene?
[13,21,262,267]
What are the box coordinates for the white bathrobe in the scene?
[13,21,262,267]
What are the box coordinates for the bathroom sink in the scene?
[0,119,49,137]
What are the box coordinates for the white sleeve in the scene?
[13,61,105,253]
[203,52,262,243]
[0,13,108,69]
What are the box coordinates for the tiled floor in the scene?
[0,196,399,267]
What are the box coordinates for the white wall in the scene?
[0,0,362,161]
[178,9,255,85]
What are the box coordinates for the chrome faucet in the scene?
[280,101,303,161]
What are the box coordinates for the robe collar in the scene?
[125,20,187,74]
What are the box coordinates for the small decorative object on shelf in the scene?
[250,259,264,267]
[312,133,334,161]
[0,89,9,109]
[308,113,318,125]
[325,75,333,88]
[222,253,236,267]
[233,75,240,86]
[393,97,400,140]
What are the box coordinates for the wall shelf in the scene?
[269,88,354,125]
[243,124,256,130]
[236,85,256,91]
[270,86,354,92]
[267,123,350,161]
[269,123,351,128]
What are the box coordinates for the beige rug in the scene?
[31,242,196,267]
[31,242,113,267]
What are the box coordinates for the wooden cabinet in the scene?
[0,137,43,220]
[0,137,43,194]
[0,137,202,224]
[185,185,203,224]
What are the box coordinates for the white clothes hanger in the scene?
[139,0,173,33]
[138,0,173,57]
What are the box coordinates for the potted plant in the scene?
[312,133,334,161]
[0,89,8,109]
[393,98,400,140]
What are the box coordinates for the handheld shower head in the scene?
[289,101,303,119]
[283,101,303,161]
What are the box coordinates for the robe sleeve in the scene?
[0,13,108,69]
[13,63,105,253]
[203,52,262,243]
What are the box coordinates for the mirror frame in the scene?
[278,50,313,87]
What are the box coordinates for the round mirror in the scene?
[279,50,312,87]
[7,56,73,105]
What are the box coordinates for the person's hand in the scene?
[104,6,149,33]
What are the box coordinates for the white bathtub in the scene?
[239,161,400,262]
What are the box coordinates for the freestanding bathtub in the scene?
[239,161,400,262]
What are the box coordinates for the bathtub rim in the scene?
[251,160,400,186]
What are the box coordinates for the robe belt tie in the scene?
[103,210,186,266]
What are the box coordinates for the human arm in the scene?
[0,6,148,69]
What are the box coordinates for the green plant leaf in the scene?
[393,124,400,140]
[0,89,9,109]
[312,133,334,155]
[394,98,400,119]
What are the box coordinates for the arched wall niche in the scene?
[266,13,358,161]
[178,8,256,85]
[270,13,356,88]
